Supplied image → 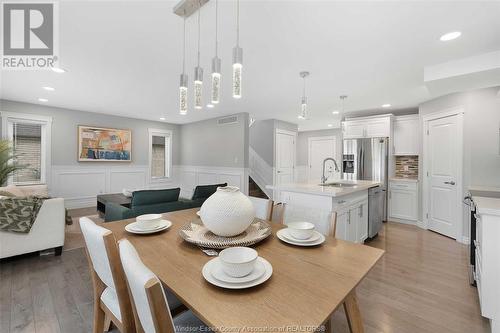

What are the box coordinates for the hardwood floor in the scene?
[0,221,489,333]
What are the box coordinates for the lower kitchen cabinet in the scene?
[388,180,418,222]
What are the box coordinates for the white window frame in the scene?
[148,128,172,182]
[0,111,52,185]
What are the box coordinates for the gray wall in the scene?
[418,86,500,238]
[249,119,274,166]
[179,113,249,168]
[249,119,298,167]
[0,99,181,166]
[297,129,343,166]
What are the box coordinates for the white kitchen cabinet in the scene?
[394,115,419,155]
[342,115,392,139]
[473,197,500,332]
[388,180,418,222]
[335,210,350,242]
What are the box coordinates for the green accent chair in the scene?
[104,183,227,222]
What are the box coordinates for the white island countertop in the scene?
[473,196,500,217]
[266,180,381,197]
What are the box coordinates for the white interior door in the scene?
[275,130,296,199]
[426,114,461,239]
[308,137,336,183]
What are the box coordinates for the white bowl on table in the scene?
[219,247,258,278]
[287,222,315,240]
[136,214,162,230]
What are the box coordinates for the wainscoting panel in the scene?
[51,165,247,209]
[109,170,147,193]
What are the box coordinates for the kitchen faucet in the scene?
[321,157,340,184]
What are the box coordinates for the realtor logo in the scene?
[1,2,59,70]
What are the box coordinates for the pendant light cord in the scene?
[236,0,240,46]
[182,11,186,73]
[303,76,306,97]
[215,0,218,57]
[197,0,201,66]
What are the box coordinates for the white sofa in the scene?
[0,185,66,259]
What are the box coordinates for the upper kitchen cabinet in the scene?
[342,115,392,139]
[394,115,419,155]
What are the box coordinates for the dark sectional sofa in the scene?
[104,183,227,222]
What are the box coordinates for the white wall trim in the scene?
[422,106,465,243]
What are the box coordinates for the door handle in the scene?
[444,181,456,185]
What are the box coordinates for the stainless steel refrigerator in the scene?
[342,137,388,238]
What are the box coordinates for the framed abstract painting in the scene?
[78,126,132,162]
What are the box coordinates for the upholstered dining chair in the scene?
[118,239,210,333]
[80,217,136,333]
[248,196,273,221]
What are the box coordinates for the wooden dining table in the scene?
[102,208,384,333]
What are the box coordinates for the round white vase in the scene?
[200,186,255,237]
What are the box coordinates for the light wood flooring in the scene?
[0,220,489,333]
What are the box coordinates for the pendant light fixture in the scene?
[298,71,309,119]
[194,1,203,109]
[232,0,242,99]
[211,0,221,104]
[340,95,347,113]
[179,12,188,115]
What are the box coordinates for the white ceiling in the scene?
[1,0,500,131]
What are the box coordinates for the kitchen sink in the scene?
[318,182,358,188]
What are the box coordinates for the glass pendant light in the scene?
[232,0,242,99]
[298,71,309,119]
[194,2,203,109]
[211,0,221,104]
[179,13,188,115]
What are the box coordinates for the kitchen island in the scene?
[267,180,380,243]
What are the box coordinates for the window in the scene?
[1,112,52,185]
[148,129,172,180]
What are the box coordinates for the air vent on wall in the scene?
[217,115,239,125]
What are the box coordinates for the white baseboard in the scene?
[416,220,427,229]
[387,217,417,225]
[460,236,470,245]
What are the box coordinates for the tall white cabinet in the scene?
[393,115,419,156]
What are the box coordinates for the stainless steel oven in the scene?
[463,192,476,286]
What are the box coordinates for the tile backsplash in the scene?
[395,155,419,178]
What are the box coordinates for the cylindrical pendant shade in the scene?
[211,57,221,104]
[179,73,188,115]
[194,66,203,109]
[232,46,243,99]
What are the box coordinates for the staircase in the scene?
[249,177,269,199]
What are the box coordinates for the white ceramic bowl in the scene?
[219,247,258,278]
[136,214,162,229]
[287,222,315,240]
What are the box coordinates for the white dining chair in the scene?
[248,196,273,221]
[281,203,337,237]
[118,239,210,333]
[80,217,136,333]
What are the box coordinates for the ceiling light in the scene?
[43,86,55,91]
[332,110,339,115]
[382,104,391,108]
[38,98,48,102]
[159,117,166,120]
[232,0,242,99]
[211,0,221,104]
[206,104,214,108]
[51,67,66,73]
[298,71,310,120]
[328,124,333,127]
[179,13,188,115]
[194,2,203,109]
[440,31,461,41]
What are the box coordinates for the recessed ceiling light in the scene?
[51,67,66,73]
[206,104,214,108]
[382,104,391,108]
[159,117,166,120]
[440,31,461,41]
[42,86,55,91]
[38,98,48,102]
[328,124,333,127]
[332,110,340,115]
